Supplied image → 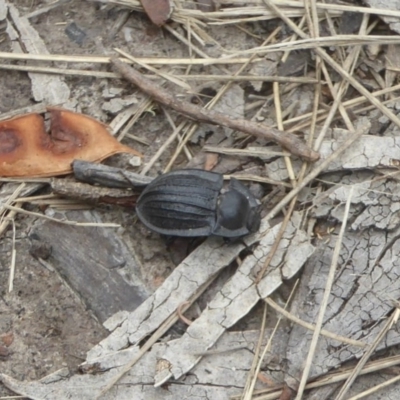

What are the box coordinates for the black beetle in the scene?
[136,169,261,238]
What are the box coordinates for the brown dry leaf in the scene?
[140,0,171,26]
[0,108,141,178]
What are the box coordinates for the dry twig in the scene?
[110,57,319,162]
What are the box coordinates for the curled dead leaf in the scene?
[0,108,141,178]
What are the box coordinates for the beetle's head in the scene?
[214,180,261,238]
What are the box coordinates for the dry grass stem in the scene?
[203,145,290,158]
[264,297,366,348]
[273,82,296,184]
[141,120,188,176]
[7,217,17,293]
[162,108,192,161]
[312,15,369,149]
[117,96,153,141]
[163,24,210,59]
[283,83,400,131]
[334,308,400,400]
[0,183,26,217]
[202,1,400,19]
[0,51,260,65]
[2,204,120,228]
[281,15,306,62]
[0,103,48,121]
[265,123,367,221]
[243,282,299,400]
[208,35,400,61]
[263,0,400,130]
[111,57,318,161]
[241,303,268,400]
[115,48,192,90]
[246,354,400,400]
[347,375,400,400]
[164,24,283,171]
[294,186,354,399]
[0,184,26,237]
[224,174,291,188]
[0,63,319,83]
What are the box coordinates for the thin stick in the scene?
[295,186,354,399]
[111,57,319,162]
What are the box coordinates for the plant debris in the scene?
[0,108,141,177]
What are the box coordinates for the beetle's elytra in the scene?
[136,169,261,238]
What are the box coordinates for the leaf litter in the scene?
[2,0,400,399]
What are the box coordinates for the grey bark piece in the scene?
[7,3,70,104]
[284,226,400,390]
[192,84,245,141]
[154,213,314,384]
[86,231,253,360]
[364,0,400,35]
[0,329,288,400]
[312,171,400,230]
[0,0,6,20]
[31,210,149,323]
[268,135,400,181]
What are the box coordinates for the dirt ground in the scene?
[3,1,400,399]
[0,0,181,396]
